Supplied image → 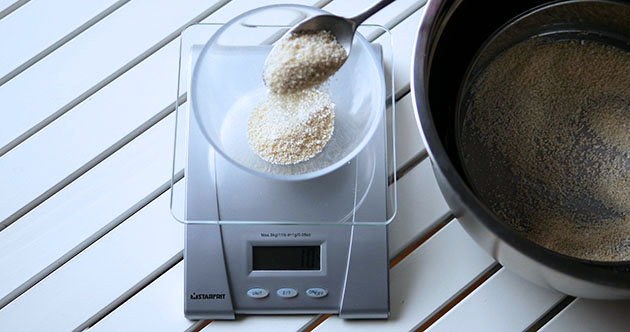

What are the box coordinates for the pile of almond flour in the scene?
[460,37,630,261]
[247,89,334,165]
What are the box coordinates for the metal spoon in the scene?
[285,0,396,57]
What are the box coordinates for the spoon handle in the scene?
[349,0,396,26]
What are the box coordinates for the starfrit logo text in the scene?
[190,292,226,300]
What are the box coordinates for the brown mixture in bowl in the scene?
[461,37,630,261]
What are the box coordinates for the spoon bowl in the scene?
[264,0,395,82]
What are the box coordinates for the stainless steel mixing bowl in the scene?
[412,0,630,298]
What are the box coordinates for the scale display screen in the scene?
[253,246,320,270]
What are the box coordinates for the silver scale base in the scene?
[183,45,391,320]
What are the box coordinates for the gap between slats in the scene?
[412,264,503,331]
[0,0,231,159]
[0,0,27,20]
[392,148,427,184]
[0,0,132,87]
[525,296,576,332]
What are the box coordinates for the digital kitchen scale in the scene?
[170,5,396,320]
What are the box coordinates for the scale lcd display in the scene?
[253,246,320,270]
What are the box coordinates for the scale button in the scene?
[276,288,298,298]
[247,288,269,299]
[306,288,328,298]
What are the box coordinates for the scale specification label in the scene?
[259,232,312,238]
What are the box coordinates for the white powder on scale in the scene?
[247,30,346,165]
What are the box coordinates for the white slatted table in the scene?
[0,1,628,331]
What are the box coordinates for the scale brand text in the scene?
[190,292,226,300]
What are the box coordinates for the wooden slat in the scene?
[0,0,228,157]
[427,269,565,332]
[313,221,494,332]
[0,0,127,85]
[540,299,630,331]
[0,0,320,308]
[0,182,184,332]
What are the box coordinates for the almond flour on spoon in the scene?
[263,30,347,94]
